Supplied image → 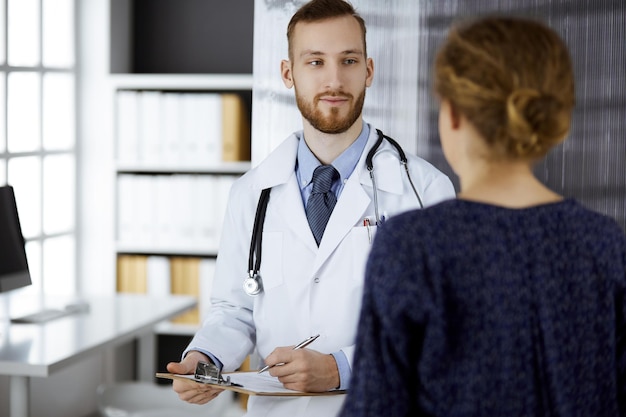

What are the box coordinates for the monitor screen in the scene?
[0,185,32,292]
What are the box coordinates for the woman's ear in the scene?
[449,101,461,130]
[439,99,460,133]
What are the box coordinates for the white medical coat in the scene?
[185,127,455,417]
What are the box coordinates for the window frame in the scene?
[0,0,79,296]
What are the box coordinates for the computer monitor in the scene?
[0,185,32,293]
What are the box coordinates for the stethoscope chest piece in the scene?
[244,272,263,296]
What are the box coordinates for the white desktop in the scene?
[0,185,198,417]
[0,292,197,417]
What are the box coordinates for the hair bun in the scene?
[506,88,567,157]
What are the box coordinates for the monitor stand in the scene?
[9,299,91,324]
[1,293,91,325]
[10,308,73,324]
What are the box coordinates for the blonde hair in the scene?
[434,17,575,160]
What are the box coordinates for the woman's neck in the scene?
[458,160,562,208]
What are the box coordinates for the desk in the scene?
[0,294,196,417]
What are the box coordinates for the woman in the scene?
[340,16,626,417]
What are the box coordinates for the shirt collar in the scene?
[296,123,370,188]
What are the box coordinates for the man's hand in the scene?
[166,351,225,404]
[264,347,340,392]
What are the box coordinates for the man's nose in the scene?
[323,63,344,91]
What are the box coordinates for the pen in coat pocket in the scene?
[363,218,372,243]
[258,334,320,373]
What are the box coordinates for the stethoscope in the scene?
[243,129,424,296]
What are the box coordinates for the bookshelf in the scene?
[112,74,253,333]
[107,3,255,404]
[111,76,253,400]
[110,0,255,336]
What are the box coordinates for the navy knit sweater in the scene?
[340,199,626,417]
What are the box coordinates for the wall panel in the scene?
[252,0,625,228]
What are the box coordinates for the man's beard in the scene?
[295,89,366,134]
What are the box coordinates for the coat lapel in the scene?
[250,134,318,252]
[312,129,405,273]
[272,174,319,252]
[312,174,371,272]
[250,129,407,275]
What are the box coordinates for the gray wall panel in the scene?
[252,0,625,229]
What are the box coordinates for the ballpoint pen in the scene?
[258,334,320,373]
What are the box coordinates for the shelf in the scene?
[116,161,251,175]
[110,73,253,91]
[107,0,256,388]
[116,244,218,258]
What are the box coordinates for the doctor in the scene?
[167,0,455,416]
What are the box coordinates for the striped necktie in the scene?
[306,165,339,246]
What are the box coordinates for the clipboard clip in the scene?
[194,361,236,386]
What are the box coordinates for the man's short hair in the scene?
[287,0,367,60]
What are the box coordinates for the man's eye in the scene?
[310,60,323,66]
[345,59,357,65]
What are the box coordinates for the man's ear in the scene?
[365,57,374,87]
[281,60,294,88]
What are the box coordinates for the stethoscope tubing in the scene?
[367,129,424,219]
[244,130,422,296]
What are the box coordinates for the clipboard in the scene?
[156,371,347,397]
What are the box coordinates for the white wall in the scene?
[78,0,117,296]
[0,2,118,416]
[0,1,134,414]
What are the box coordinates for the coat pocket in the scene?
[349,223,378,283]
[257,231,284,290]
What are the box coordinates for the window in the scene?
[1,0,77,296]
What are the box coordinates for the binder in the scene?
[116,255,148,293]
[221,93,251,162]
[169,257,201,324]
[116,90,139,164]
